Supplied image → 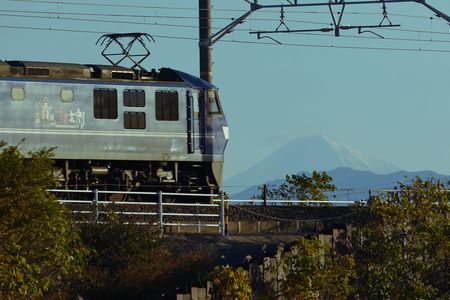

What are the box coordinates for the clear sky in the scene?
[1,0,449,179]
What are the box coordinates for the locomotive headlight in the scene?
[222,126,229,140]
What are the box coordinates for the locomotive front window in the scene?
[207,90,222,115]
[11,86,25,101]
[93,88,118,119]
[124,89,145,107]
[155,90,179,121]
[124,112,146,129]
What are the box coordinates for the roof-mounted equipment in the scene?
[96,32,155,72]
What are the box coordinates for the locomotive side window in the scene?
[11,86,25,101]
[207,90,222,115]
[124,89,145,107]
[124,112,146,129]
[93,88,118,119]
[155,91,179,121]
[60,88,74,103]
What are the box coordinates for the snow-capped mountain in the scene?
[224,135,399,195]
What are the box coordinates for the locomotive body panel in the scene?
[0,77,225,162]
[0,62,228,192]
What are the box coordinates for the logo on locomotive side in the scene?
[34,97,85,129]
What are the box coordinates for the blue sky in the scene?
[1,0,449,179]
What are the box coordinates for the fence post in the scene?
[158,191,163,236]
[220,193,226,236]
[93,189,99,223]
[262,184,267,207]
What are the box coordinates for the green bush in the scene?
[0,142,87,299]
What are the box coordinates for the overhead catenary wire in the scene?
[0,8,333,25]
[7,0,446,20]
[0,8,435,23]
[3,1,450,39]
[1,12,450,45]
[7,0,450,34]
[2,1,450,54]
[4,24,448,53]
[0,12,333,32]
[8,0,200,11]
[8,0,450,36]
[1,8,448,31]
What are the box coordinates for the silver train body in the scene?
[0,60,228,194]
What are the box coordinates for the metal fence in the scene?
[51,189,365,236]
[50,189,226,236]
[213,199,364,205]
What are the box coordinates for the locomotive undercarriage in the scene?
[54,159,218,202]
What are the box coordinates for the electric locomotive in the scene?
[0,59,228,195]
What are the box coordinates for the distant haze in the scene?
[224,135,400,194]
[231,167,449,200]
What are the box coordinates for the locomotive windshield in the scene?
[207,90,222,115]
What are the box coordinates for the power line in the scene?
[9,0,450,34]
[0,9,332,27]
[134,38,437,54]
[219,37,450,53]
[7,0,445,21]
[0,7,435,22]
[1,24,449,53]
[4,1,450,39]
[380,27,450,35]
[0,8,212,20]
[0,8,333,26]
[0,8,234,21]
[0,12,200,30]
[287,31,450,44]
[8,0,198,11]
[2,11,450,45]
[8,0,450,34]
[0,12,323,34]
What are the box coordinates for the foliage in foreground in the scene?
[74,214,169,298]
[0,143,221,299]
[209,265,252,300]
[241,176,449,299]
[0,142,87,299]
[282,237,355,300]
[351,178,450,299]
[262,237,355,300]
[74,214,215,299]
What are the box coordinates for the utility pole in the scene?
[199,0,212,83]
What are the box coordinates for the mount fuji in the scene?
[224,135,400,194]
